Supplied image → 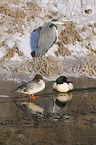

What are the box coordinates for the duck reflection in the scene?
[20,92,72,115]
[21,102,44,115]
[55,92,72,107]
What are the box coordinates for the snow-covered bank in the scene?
[0,0,96,79]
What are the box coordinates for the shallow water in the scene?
[0,77,96,145]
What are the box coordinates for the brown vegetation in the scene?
[1,44,24,61]
[0,0,96,78]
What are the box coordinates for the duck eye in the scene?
[24,89,26,92]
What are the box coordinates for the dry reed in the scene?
[0,0,96,78]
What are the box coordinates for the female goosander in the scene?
[15,74,45,100]
[53,76,73,92]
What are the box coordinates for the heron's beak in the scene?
[59,21,71,25]
[54,20,71,25]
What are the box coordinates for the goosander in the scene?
[53,76,73,92]
[14,74,45,100]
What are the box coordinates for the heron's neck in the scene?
[57,25,62,36]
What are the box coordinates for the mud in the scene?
[0,77,96,145]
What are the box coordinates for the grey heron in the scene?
[30,26,42,57]
[31,19,69,57]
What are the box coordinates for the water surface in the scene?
[0,77,96,145]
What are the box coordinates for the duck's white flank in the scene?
[68,82,73,90]
[53,82,70,92]
[22,80,45,94]
[53,75,73,93]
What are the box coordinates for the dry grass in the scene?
[55,22,82,57]
[0,0,96,78]
[0,0,41,30]
[80,53,96,76]
[55,41,71,56]
[1,56,75,78]
[1,44,24,61]
[0,4,25,19]
[14,57,67,76]
[59,22,82,45]
[2,53,96,79]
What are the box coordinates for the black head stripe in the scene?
[49,23,57,29]
[52,19,58,22]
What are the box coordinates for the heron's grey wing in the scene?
[30,27,42,57]
[36,23,57,57]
